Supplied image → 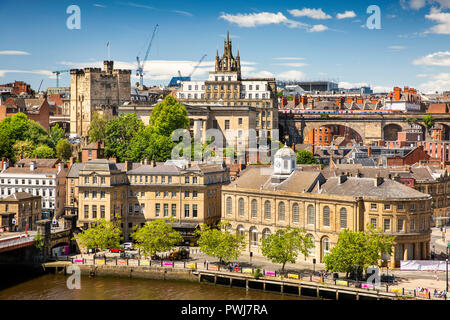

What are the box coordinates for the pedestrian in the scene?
[204,260,206,268]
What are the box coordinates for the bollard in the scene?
[184,261,186,269]
[161,260,163,267]
[402,288,404,295]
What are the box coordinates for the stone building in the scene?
[176,32,278,144]
[0,192,42,232]
[222,145,432,268]
[69,61,131,137]
[69,159,229,243]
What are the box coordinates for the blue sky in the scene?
[0,0,449,93]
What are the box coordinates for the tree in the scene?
[195,221,246,264]
[126,126,175,162]
[33,145,55,158]
[55,139,72,160]
[260,227,314,272]
[88,112,107,143]
[73,219,123,253]
[149,96,189,137]
[104,114,145,162]
[131,218,183,257]
[12,140,35,161]
[0,129,13,160]
[422,115,434,131]
[323,226,395,278]
[49,124,65,148]
[296,149,319,165]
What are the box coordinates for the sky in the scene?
[0,0,449,93]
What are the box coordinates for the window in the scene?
[225,120,230,130]
[323,206,330,227]
[100,205,105,219]
[84,191,89,199]
[172,192,177,198]
[184,204,190,218]
[384,204,391,211]
[171,204,176,217]
[262,228,271,240]
[397,219,404,232]
[161,176,165,184]
[307,205,315,225]
[292,203,299,224]
[384,219,390,231]
[371,203,377,210]
[237,225,245,237]
[340,208,347,229]
[155,204,160,217]
[164,191,169,198]
[128,204,132,214]
[420,218,425,231]
[250,227,258,246]
[84,205,89,219]
[140,204,145,214]
[322,237,330,258]
[410,204,416,211]
[101,177,105,184]
[164,204,169,217]
[251,200,257,219]
[397,203,404,210]
[134,203,140,214]
[185,176,189,184]
[184,191,189,198]
[100,191,105,199]
[238,118,243,125]
[92,191,97,199]
[84,177,89,184]
[278,202,285,221]
[92,205,97,219]
[193,191,198,198]
[155,191,160,197]
[93,177,97,184]
[264,201,271,220]
[371,218,377,228]
[238,198,245,217]
[226,197,233,216]
[193,204,198,218]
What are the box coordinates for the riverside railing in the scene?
[0,235,35,249]
[55,255,449,300]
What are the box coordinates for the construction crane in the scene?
[136,24,159,87]
[52,70,70,88]
[188,54,207,78]
[37,80,43,93]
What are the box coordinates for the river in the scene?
[0,273,313,300]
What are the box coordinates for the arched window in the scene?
[292,203,299,224]
[226,197,232,216]
[278,202,285,221]
[323,206,330,227]
[262,228,271,240]
[251,200,257,219]
[249,227,258,246]
[340,208,347,229]
[238,198,244,217]
[322,237,330,260]
[237,225,245,237]
[307,205,315,225]
[264,201,271,220]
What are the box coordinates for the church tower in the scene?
[215,31,241,78]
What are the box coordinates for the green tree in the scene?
[323,226,395,278]
[195,221,246,264]
[296,149,319,164]
[126,126,175,162]
[12,140,35,161]
[260,227,314,272]
[49,124,65,148]
[73,219,123,253]
[33,144,55,158]
[0,129,13,160]
[55,139,72,160]
[88,112,107,143]
[422,115,434,131]
[149,96,190,136]
[104,113,145,162]
[131,218,183,257]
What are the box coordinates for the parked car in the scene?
[169,248,190,260]
[121,242,134,250]
[109,248,124,253]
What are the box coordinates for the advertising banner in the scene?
[400,260,447,271]
[391,288,402,294]
[140,260,150,265]
[73,259,83,263]
[312,276,322,282]
[361,283,374,289]
[264,270,276,276]
[186,263,196,269]
[163,262,173,267]
[117,259,127,265]
[208,264,219,270]
[242,268,253,274]
[288,273,299,279]
[336,280,348,286]
[96,259,105,264]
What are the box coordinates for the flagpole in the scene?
[107,42,110,60]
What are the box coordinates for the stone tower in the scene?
[215,31,241,78]
[69,61,131,137]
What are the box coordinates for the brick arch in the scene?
[383,123,403,141]
[303,123,364,146]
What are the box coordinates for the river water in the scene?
[0,273,313,300]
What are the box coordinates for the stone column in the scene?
[36,219,52,260]
[403,244,408,261]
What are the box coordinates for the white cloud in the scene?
[425,8,450,34]
[272,57,305,61]
[388,45,407,50]
[401,0,450,9]
[413,51,450,66]
[276,70,306,80]
[243,70,275,78]
[410,0,427,9]
[339,82,391,93]
[336,11,357,19]
[417,73,450,92]
[219,12,307,28]
[0,50,30,55]
[288,8,331,19]
[272,62,308,67]
[172,10,193,17]
[93,4,106,8]
[308,24,328,32]
[0,69,54,78]
[416,73,429,77]
[434,0,450,8]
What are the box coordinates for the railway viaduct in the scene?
[278,112,450,145]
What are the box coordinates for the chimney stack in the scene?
[374,174,384,187]
[124,160,132,172]
[151,159,156,167]
[30,161,36,171]
[338,173,347,185]
[144,158,149,165]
